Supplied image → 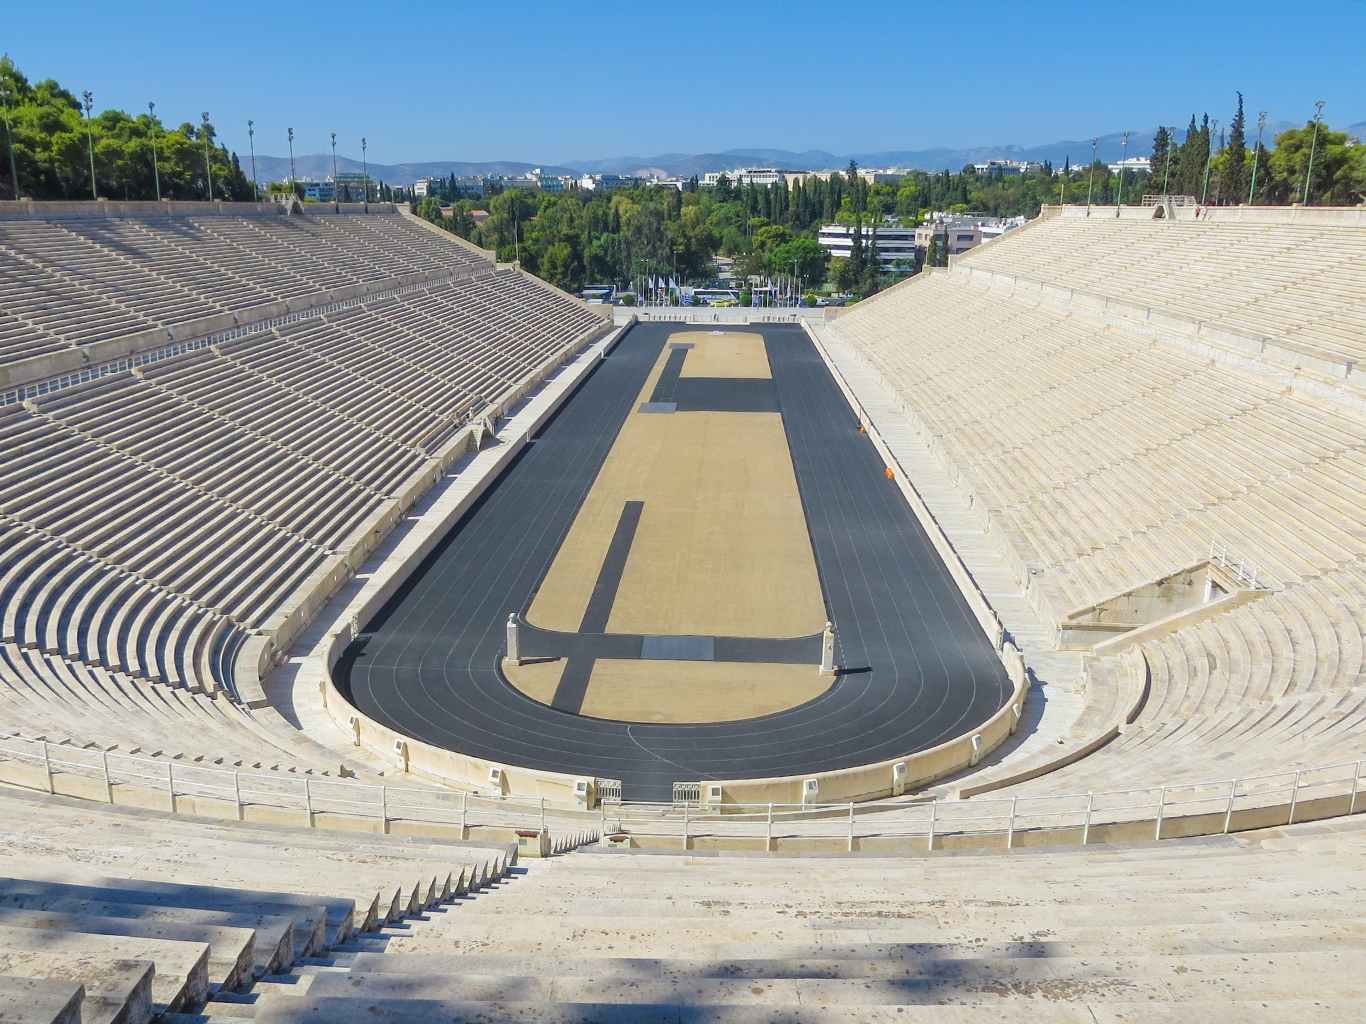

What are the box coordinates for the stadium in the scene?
[2,190,1366,1023]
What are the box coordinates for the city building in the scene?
[858,167,914,184]
[702,168,792,186]
[914,214,1027,259]
[332,172,373,202]
[297,179,333,201]
[818,224,919,271]
[972,160,1045,176]
[1109,156,1153,174]
[579,173,634,191]
[785,170,843,188]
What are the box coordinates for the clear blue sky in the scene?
[6,0,1363,166]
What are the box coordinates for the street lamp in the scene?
[1114,131,1129,217]
[1303,100,1326,205]
[361,137,368,212]
[247,120,258,201]
[201,112,214,201]
[82,90,98,199]
[287,127,296,193]
[1248,111,1267,205]
[1198,119,1218,204]
[148,102,161,200]
[0,87,19,201]
[1085,138,1098,216]
[1162,126,1175,196]
[330,132,339,212]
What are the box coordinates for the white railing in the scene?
[1210,539,1261,588]
[1141,195,1198,207]
[2,733,1361,851]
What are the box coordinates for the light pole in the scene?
[287,127,296,194]
[1085,138,1098,216]
[82,90,98,199]
[0,87,19,201]
[201,112,213,200]
[1114,131,1130,217]
[148,102,161,200]
[247,120,258,201]
[1198,119,1218,204]
[1248,111,1267,205]
[789,257,799,305]
[1303,100,1325,205]
[1162,126,1175,196]
[330,132,339,211]
[361,137,368,212]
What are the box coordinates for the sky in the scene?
[5,1,1364,167]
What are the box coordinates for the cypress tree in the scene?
[1222,94,1247,205]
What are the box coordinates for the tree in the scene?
[1219,93,1247,205]
[1264,121,1362,205]
[770,238,828,290]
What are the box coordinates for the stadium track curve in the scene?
[337,322,1011,801]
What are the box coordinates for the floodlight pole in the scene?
[1162,126,1174,195]
[1200,119,1218,204]
[1114,132,1129,217]
[201,112,213,200]
[148,102,161,200]
[1085,138,1098,216]
[287,127,296,193]
[1303,100,1325,205]
[247,120,258,201]
[82,90,98,199]
[0,87,19,200]
[331,132,339,212]
[1248,111,1267,205]
[361,137,368,212]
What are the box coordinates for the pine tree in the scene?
[1150,126,1172,195]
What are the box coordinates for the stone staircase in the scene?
[234,813,1366,1022]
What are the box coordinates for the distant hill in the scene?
[246,121,1366,187]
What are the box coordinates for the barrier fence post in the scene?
[1154,786,1167,840]
[927,800,936,851]
[101,750,112,803]
[380,785,389,835]
[848,802,855,852]
[234,771,243,820]
[766,803,773,852]
[1288,770,1303,825]
[1351,762,1363,815]
[304,778,314,827]
[41,740,52,794]
[1006,797,1017,849]
[1223,779,1237,834]
[167,761,175,812]
[683,800,690,851]
[460,791,467,840]
[1082,792,1094,845]
[540,797,546,832]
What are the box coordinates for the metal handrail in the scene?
[0,733,1360,848]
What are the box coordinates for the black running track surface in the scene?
[338,322,1010,801]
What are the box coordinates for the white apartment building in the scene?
[1109,156,1152,174]
[703,167,791,186]
[972,160,1044,175]
[817,224,918,271]
[579,173,633,191]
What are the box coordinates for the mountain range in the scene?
[246,121,1364,186]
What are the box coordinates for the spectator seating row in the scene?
[830,210,1366,802]
[0,211,484,366]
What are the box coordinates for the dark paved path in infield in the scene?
[337,322,1011,801]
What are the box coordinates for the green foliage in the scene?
[0,56,253,201]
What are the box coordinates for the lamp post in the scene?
[82,90,98,199]
[0,87,19,201]
[148,102,161,200]
[247,120,258,201]
[1162,126,1175,195]
[201,112,213,200]
[1200,119,1218,204]
[361,137,368,212]
[1248,111,1267,205]
[1085,137,1098,216]
[330,132,339,211]
[1114,132,1129,217]
[287,127,296,193]
[789,257,799,305]
[1303,100,1325,205]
